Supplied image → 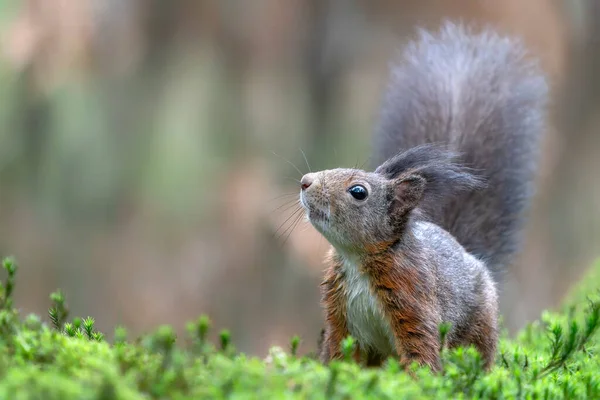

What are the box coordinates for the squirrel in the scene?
[299,21,548,372]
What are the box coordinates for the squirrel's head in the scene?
[299,168,422,253]
[299,144,484,254]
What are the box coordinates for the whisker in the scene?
[275,211,304,245]
[273,199,302,214]
[280,209,306,246]
[282,217,304,246]
[285,177,302,185]
[299,148,312,173]
[274,206,304,237]
[349,167,358,182]
[271,151,304,177]
[277,208,302,239]
[267,193,298,203]
[359,156,371,171]
[298,222,311,232]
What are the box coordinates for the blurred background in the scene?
[0,0,599,356]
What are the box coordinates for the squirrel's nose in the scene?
[301,174,314,190]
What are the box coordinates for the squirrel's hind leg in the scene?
[459,307,499,371]
[471,318,498,371]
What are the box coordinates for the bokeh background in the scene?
[0,0,599,356]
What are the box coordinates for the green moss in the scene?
[1,258,600,399]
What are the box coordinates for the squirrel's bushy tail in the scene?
[372,21,548,277]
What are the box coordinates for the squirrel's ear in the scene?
[391,175,426,216]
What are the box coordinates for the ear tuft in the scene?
[377,144,485,212]
[391,175,426,216]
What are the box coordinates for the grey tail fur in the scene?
[372,21,548,279]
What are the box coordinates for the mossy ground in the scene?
[1,257,599,399]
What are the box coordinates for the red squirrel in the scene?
[299,22,548,371]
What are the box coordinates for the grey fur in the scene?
[372,21,548,277]
[409,220,498,348]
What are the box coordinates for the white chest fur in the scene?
[341,257,395,356]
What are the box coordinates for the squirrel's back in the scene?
[373,21,548,276]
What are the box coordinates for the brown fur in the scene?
[365,250,442,371]
[320,244,443,371]
[319,252,349,362]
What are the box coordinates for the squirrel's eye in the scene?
[348,185,368,201]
